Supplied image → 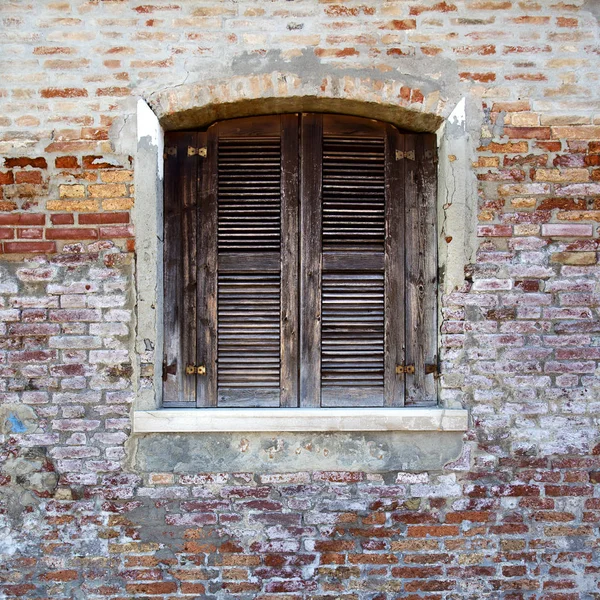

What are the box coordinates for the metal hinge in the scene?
[162,362,177,381]
[395,150,415,161]
[188,146,207,157]
[396,363,441,377]
[164,146,177,158]
[425,362,441,378]
[186,364,206,376]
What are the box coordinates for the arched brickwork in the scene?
[147,72,448,132]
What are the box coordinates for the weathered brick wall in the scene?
[1,1,600,597]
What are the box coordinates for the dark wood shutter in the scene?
[162,131,204,406]
[300,115,407,407]
[197,115,299,407]
[404,133,438,405]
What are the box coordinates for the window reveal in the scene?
[162,114,437,408]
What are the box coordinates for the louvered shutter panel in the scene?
[404,134,438,405]
[300,115,406,407]
[198,115,299,407]
[163,131,202,406]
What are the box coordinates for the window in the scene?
[162,113,437,409]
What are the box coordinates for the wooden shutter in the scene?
[197,115,299,407]
[164,114,437,408]
[404,133,438,405]
[300,115,406,407]
[162,131,203,406]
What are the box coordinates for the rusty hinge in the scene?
[395,150,415,161]
[164,146,177,158]
[396,364,415,375]
[425,362,441,378]
[186,364,206,376]
[162,362,177,381]
[188,146,207,157]
[424,149,436,162]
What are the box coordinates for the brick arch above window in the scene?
[146,72,446,133]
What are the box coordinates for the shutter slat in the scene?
[216,271,281,394]
[321,271,385,405]
[322,133,386,250]
[318,115,389,407]
[218,135,281,252]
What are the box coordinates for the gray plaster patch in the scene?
[230,49,454,98]
[134,431,464,473]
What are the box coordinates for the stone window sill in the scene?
[132,408,468,433]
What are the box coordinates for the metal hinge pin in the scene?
[188,146,207,157]
[186,365,206,375]
[395,150,415,161]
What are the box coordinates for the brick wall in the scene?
[1,1,600,597]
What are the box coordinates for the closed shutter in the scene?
[164,113,437,408]
[162,131,204,406]
[404,133,438,405]
[300,115,407,407]
[198,115,299,408]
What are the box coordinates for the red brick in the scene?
[40,570,78,581]
[0,213,45,225]
[17,228,43,239]
[459,72,496,82]
[313,471,363,483]
[46,227,98,240]
[79,212,129,224]
[445,511,492,523]
[51,214,75,225]
[477,225,512,237]
[83,155,125,169]
[41,88,88,98]
[4,157,47,169]
[55,156,80,168]
[392,566,444,578]
[96,87,131,97]
[348,553,398,564]
[408,525,460,537]
[545,485,594,497]
[125,582,177,594]
[0,171,14,185]
[15,171,42,184]
[381,19,417,30]
[4,241,56,253]
[2,584,37,596]
[410,1,457,15]
[504,127,551,140]
[0,228,14,239]
[180,583,206,594]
